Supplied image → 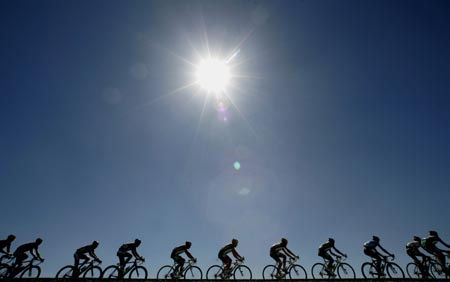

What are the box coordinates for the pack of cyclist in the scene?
[1,231,450,278]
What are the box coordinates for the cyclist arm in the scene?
[89,251,101,262]
[378,245,393,257]
[331,246,345,257]
[283,247,297,259]
[185,250,195,260]
[132,248,143,260]
[0,249,8,255]
[31,247,43,260]
[232,249,243,260]
[437,238,450,249]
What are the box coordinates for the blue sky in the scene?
[1,0,450,277]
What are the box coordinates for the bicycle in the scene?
[424,253,450,279]
[406,256,440,279]
[206,257,252,280]
[157,259,202,280]
[0,255,14,278]
[102,258,148,279]
[7,257,44,278]
[262,257,307,280]
[361,255,404,278]
[311,255,356,279]
[55,258,102,278]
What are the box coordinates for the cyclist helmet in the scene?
[328,238,335,243]
[232,239,239,247]
[372,236,380,242]
[36,238,43,244]
[185,241,192,248]
[413,236,421,242]
[429,230,438,236]
[281,238,288,245]
[135,239,142,246]
[92,240,99,247]
[7,234,16,241]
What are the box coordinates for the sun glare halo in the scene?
[196,58,231,93]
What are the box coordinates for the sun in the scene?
[195,58,231,93]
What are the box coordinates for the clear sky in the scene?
[1,0,450,278]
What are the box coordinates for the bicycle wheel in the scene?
[406,262,420,278]
[386,262,404,278]
[430,261,447,279]
[234,265,252,280]
[289,264,307,279]
[337,262,355,279]
[19,266,41,278]
[102,265,120,278]
[184,265,203,279]
[206,265,223,279]
[311,263,327,279]
[0,264,10,278]
[262,265,277,280]
[129,265,148,279]
[83,266,103,278]
[361,262,378,278]
[157,265,174,279]
[55,265,75,278]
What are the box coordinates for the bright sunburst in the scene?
[195,58,231,93]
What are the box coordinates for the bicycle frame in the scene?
[214,258,246,279]
[0,255,13,265]
[321,255,346,273]
[270,257,297,277]
[283,257,297,272]
[78,259,101,275]
[121,258,144,275]
[171,259,197,276]
[16,258,43,277]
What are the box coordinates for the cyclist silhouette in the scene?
[74,241,101,276]
[117,239,144,273]
[12,238,44,275]
[422,231,450,274]
[219,239,243,276]
[363,236,393,276]
[270,238,299,276]
[0,235,16,257]
[406,236,428,276]
[318,238,346,276]
[171,241,196,277]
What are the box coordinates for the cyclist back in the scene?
[421,231,450,273]
[406,236,428,275]
[12,238,44,272]
[0,235,16,257]
[74,241,101,274]
[218,239,243,274]
[270,238,298,275]
[363,236,393,276]
[171,241,196,276]
[117,239,144,272]
[318,238,346,275]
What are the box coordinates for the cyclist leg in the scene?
[319,250,333,270]
[364,248,382,274]
[74,252,88,276]
[407,249,426,276]
[280,253,287,271]
[221,255,232,274]
[172,255,184,275]
[14,252,27,269]
[270,251,282,273]
[118,251,131,271]
[12,252,27,277]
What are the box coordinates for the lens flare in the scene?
[196,58,230,93]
